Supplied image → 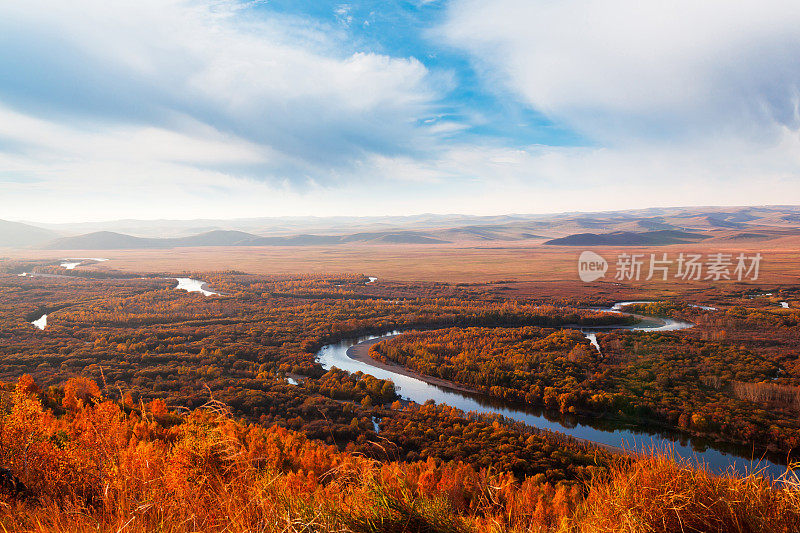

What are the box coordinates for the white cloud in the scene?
[0,105,268,166]
[3,129,800,221]
[440,0,800,143]
[0,0,438,189]
[426,0,800,210]
[3,0,800,221]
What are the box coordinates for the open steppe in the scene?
[4,232,800,284]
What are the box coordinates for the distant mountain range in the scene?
[543,230,709,246]
[3,205,800,249]
[41,230,449,249]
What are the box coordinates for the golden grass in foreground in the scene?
[1,376,799,532]
[579,454,800,532]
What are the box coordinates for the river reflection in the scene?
[317,330,786,478]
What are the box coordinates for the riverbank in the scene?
[347,336,481,396]
[349,336,629,454]
[348,309,689,398]
[322,328,786,478]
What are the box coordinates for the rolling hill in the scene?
[43,231,164,249]
[0,219,60,247]
[15,205,800,249]
[543,230,709,246]
[41,229,450,249]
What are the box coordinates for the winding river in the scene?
[27,269,220,332]
[317,307,786,478]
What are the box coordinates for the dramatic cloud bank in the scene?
[427,0,800,214]
[0,0,448,219]
[1,0,800,220]
[441,0,800,143]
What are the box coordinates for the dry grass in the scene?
[0,379,572,533]
[3,379,800,532]
[731,381,800,410]
[5,238,800,283]
[577,452,800,533]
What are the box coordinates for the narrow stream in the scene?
[583,332,601,355]
[174,278,219,296]
[31,314,47,330]
[60,258,109,270]
[25,273,220,331]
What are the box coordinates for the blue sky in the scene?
[1,0,800,222]
[255,1,584,147]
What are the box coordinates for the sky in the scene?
[1,0,800,222]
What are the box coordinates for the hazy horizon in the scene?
[5,203,798,228]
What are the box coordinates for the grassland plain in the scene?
[6,232,800,283]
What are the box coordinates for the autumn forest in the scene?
[2,255,800,531]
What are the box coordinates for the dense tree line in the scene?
[371,303,800,454]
